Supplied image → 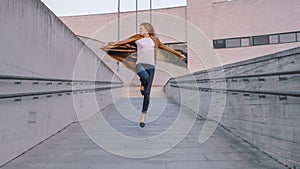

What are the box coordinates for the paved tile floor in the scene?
[1,96,285,169]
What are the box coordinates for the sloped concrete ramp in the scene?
[1,96,284,169]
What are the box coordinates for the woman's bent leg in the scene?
[137,70,149,87]
[136,64,150,87]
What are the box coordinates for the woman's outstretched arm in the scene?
[157,38,186,60]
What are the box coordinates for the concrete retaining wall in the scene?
[165,47,300,168]
[0,0,122,166]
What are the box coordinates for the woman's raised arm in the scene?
[157,38,186,60]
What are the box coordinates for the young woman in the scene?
[101,23,186,128]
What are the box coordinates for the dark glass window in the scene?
[280,33,296,43]
[241,38,250,47]
[253,35,269,45]
[213,39,226,48]
[269,35,279,44]
[226,38,241,48]
[213,31,300,49]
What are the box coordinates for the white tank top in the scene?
[136,37,155,66]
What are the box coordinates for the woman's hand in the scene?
[179,54,186,60]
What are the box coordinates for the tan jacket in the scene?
[100,34,182,72]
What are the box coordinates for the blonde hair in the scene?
[140,22,155,36]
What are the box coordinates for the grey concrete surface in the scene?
[165,46,300,168]
[1,97,285,169]
[0,0,122,165]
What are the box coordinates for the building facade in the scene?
[60,0,300,84]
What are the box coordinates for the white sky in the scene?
[41,0,187,16]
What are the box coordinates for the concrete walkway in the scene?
[1,94,285,169]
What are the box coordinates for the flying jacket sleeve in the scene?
[157,38,182,58]
[100,34,141,72]
[100,34,140,52]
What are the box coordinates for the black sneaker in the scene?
[139,122,145,128]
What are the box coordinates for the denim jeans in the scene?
[136,63,155,113]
